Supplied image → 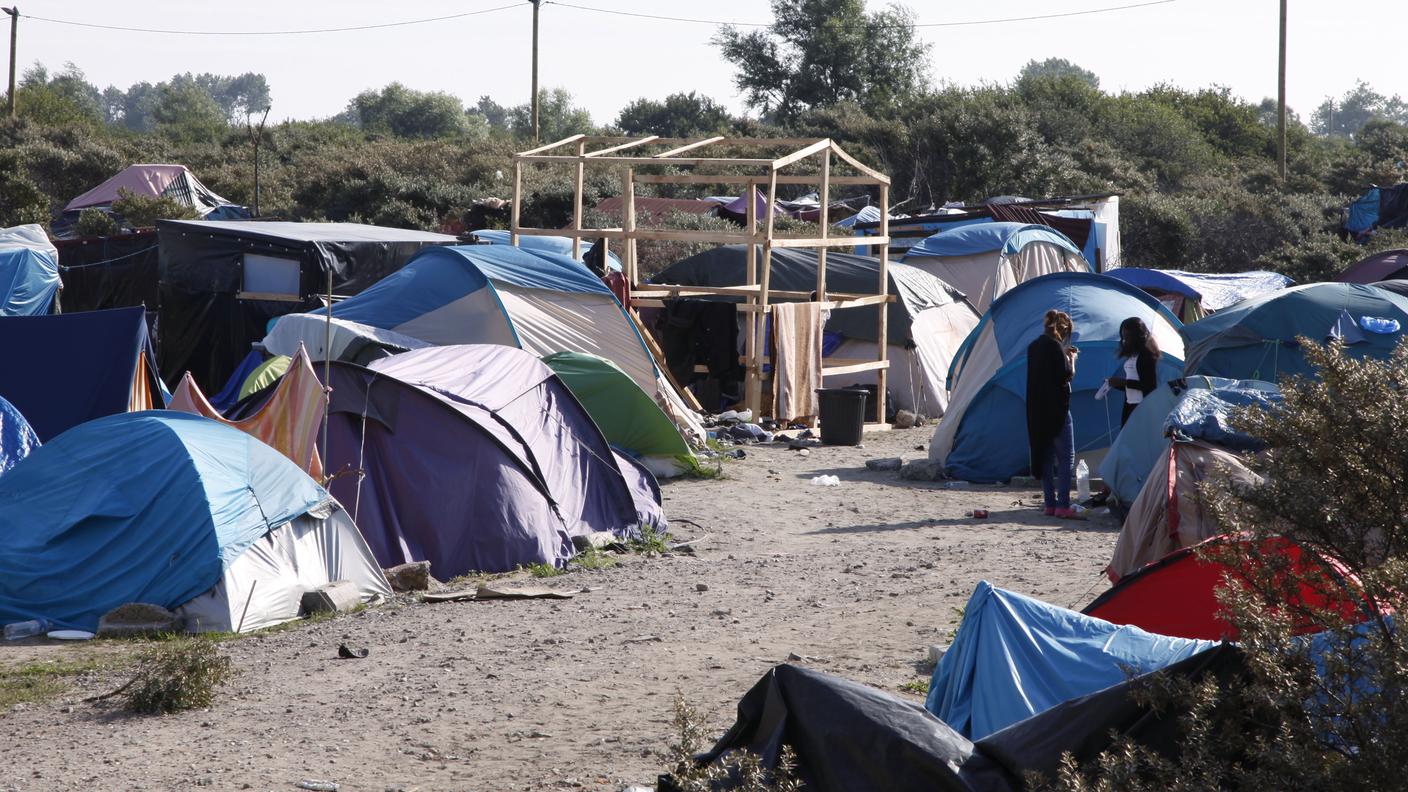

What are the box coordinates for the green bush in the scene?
[123,638,234,715]
[74,208,119,237]
[111,188,200,228]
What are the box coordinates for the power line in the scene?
[21,2,522,36]
[545,0,1177,28]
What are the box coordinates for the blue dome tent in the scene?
[902,223,1091,313]
[929,272,1184,482]
[0,395,38,476]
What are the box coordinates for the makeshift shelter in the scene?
[321,345,665,577]
[0,395,38,476]
[1181,283,1408,381]
[1099,377,1280,507]
[1108,440,1262,580]
[264,243,704,443]
[1373,279,1408,299]
[929,272,1184,483]
[0,224,60,316]
[0,412,390,633]
[58,164,246,235]
[0,306,163,442]
[1336,248,1408,284]
[925,581,1217,740]
[652,245,980,416]
[156,220,456,389]
[1343,184,1408,239]
[1105,268,1292,322]
[169,347,325,478]
[53,230,161,315]
[542,352,694,478]
[902,223,1092,313]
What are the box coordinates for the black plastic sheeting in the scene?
[673,647,1246,792]
[653,245,967,347]
[55,231,161,316]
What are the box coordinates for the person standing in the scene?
[1026,310,1080,518]
[1107,317,1160,427]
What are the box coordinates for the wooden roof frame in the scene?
[511,135,893,425]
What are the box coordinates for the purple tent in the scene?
[322,345,665,576]
[1337,249,1408,284]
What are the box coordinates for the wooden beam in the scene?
[586,136,658,157]
[510,161,523,247]
[517,134,585,157]
[816,148,831,301]
[654,136,725,158]
[517,155,778,167]
[745,183,759,419]
[755,171,778,418]
[821,360,890,377]
[633,174,882,186]
[735,294,892,312]
[769,235,890,249]
[770,138,831,171]
[572,139,585,259]
[623,167,638,284]
[876,182,890,423]
[830,140,891,184]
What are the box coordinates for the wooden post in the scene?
[1277,0,1287,181]
[530,0,541,144]
[3,7,16,119]
[757,174,778,419]
[622,167,637,284]
[510,161,522,247]
[572,139,585,259]
[816,146,831,300]
[744,179,760,412]
[876,183,890,425]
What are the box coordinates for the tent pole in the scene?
[321,267,332,485]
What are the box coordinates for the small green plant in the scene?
[0,656,108,710]
[121,638,234,714]
[665,691,802,792]
[111,188,200,229]
[74,207,119,237]
[899,678,930,696]
[523,562,565,579]
[571,547,618,571]
[680,453,725,480]
[629,526,671,556]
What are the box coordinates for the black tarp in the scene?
[1379,184,1408,231]
[55,231,161,316]
[678,648,1248,792]
[652,245,967,347]
[155,220,455,390]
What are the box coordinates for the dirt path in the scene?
[0,426,1119,791]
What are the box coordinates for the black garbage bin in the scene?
[816,388,867,445]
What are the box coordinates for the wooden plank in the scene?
[876,182,890,423]
[745,175,759,416]
[628,228,754,244]
[586,136,658,157]
[236,291,303,303]
[510,162,523,247]
[517,155,779,167]
[628,308,703,413]
[654,136,725,158]
[733,293,893,311]
[623,167,638,284]
[770,139,830,171]
[821,360,890,377]
[572,139,585,259]
[862,422,893,433]
[830,140,891,184]
[769,236,890,249]
[633,174,882,186]
[517,134,585,157]
[816,148,831,300]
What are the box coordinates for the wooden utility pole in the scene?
[246,105,270,216]
[530,0,541,144]
[1277,0,1287,180]
[3,7,17,119]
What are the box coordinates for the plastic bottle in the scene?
[1075,460,1091,502]
[4,619,49,640]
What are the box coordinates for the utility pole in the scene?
[245,105,270,216]
[3,7,17,119]
[529,0,540,143]
[1277,0,1287,180]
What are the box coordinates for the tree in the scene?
[1312,81,1408,138]
[151,76,229,143]
[616,92,733,137]
[714,0,931,121]
[508,88,595,141]
[14,62,103,127]
[473,96,512,134]
[1017,58,1099,89]
[192,72,272,123]
[348,83,475,139]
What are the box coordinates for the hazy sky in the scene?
[12,0,1407,125]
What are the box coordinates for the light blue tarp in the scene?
[1098,376,1278,505]
[1346,187,1381,235]
[926,581,1219,740]
[0,395,38,476]
[470,229,622,271]
[940,272,1184,482]
[0,411,328,631]
[904,222,1083,259]
[1106,269,1293,312]
[0,245,60,316]
[1181,283,1408,381]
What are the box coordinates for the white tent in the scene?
[902,223,1091,314]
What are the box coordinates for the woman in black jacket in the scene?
[1107,317,1160,426]
[1026,309,1079,518]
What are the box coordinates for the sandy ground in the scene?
[0,426,1119,792]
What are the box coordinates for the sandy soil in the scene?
[0,426,1119,792]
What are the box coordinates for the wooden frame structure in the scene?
[511,135,892,425]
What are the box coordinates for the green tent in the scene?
[542,351,692,473]
[239,355,290,402]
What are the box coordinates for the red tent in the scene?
[1084,536,1373,640]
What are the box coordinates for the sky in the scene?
[10,0,1407,125]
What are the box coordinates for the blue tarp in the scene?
[1181,283,1408,381]
[938,272,1184,482]
[0,306,161,442]
[208,349,265,413]
[926,581,1218,740]
[471,229,623,271]
[0,412,327,631]
[1165,380,1281,450]
[0,395,38,476]
[905,222,1083,259]
[0,245,60,317]
[1097,379,1185,506]
[1106,269,1292,312]
[1346,187,1382,236]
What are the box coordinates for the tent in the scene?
[0,306,163,442]
[1105,268,1292,322]
[1107,440,1262,580]
[902,223,1092,313]
[264,243,704,443]
[1181,283,1408,381]
[542,351,694,478]
[652,245,981,416]
[469,229,622,270]
[239,355,292,403]
[1373,279,1408,299]
[925,581,1217,740]
[0,395,38,476]
[1336,248,1408,284]
[58,164,247,235]
[0,224,60,316]
[1342,184,1408,239]
[1087,537,1372,641]
[321,345,665,577]
[0,411,390,633]
[1099,377,1280,507]
[156,220,456,389]
[929,272,1184,483]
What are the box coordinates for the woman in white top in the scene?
[1107,317,1160,427]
